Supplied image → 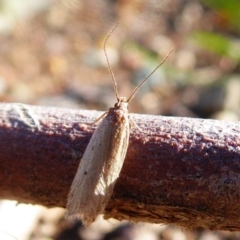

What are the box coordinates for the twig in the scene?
[0,103,240,230]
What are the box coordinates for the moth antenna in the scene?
[127,48,173,102]
[104,23,120,101]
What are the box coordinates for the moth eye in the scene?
[84,171,87,175]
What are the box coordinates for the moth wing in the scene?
[66,112,129,226]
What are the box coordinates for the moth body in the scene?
[66,98,130,226]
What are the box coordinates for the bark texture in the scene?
[0,103,240,230]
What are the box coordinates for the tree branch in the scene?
[0,103,240,230]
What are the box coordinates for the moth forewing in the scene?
[66,100,130,226]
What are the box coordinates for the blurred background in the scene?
[0,0,240,239]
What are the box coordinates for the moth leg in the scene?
[129,116,151,135]
[91,112,108,126]
[129,116,141,131]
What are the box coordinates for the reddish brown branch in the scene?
[0,103,240,230]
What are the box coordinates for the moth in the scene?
[66,23,172,226]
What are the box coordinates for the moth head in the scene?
[118,97,127,102]
[115,97,129,109]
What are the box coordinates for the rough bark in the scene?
[0,103,240,230]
